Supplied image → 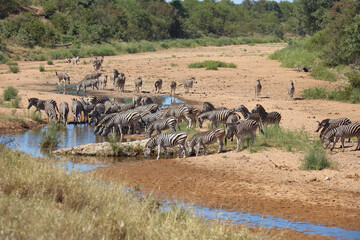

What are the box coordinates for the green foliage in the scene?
[6,61,17,66]
[108,133,121,155]
[311,63,335,82]
[188,60,237,70]
[302,141,331,170]
[301,87,328,100]
[0,53,8,64]
[40,123,61,151]
[39,65,45,72]
[47,60,53,65]
[9,65,19,73]
[28,111,43,123]
[3,86,18,101]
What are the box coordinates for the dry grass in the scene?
[0,144,258,239]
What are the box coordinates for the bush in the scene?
[3,86,18,101]
[109,133,121,155]
[302,141,331,170]
[40,123,61,151]
[301,87,328,100]
[9,65,19,73]
[188,61,237,70]
[39,65,45,72]
[311,63,336,82]
[10,96,21,108]
[47,60,53,65]
[0,53,8,64]
[29,111,43,123]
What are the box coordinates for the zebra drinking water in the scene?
[76,79,99,95]
[188,128,225,156]
[144,132,188,159]
[59,102,69,125]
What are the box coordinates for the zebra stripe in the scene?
[144,132,188,159]
[44,101,58,122]
[145,117,177,138]
[323,123,360,151]
[27,98,58,113]
[197,109,235,128]
[98,111,143,136]
[163,105,192,129]
[316,118,352,139]
[251,104,281,124]
[188,128,225,156]
[235,105,262,124]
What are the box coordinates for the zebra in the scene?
[170,81,177,96]
[27,98,59,114]
[287,81,295,100]
[134,103,158,113]
[71,56,80,66]
[76,79,99,95]
[234,105,262,124]
[251,104,281,124]
[98,75,108,89]
[79,97,95,123]
[134,77,142,93]
[110,69,120,87]
[316,118,352,139]
[182,77,197,93]
[201,102,227,113]
[44,101,58,122]
[83,73,101,81]
[145,117,177,139]
[98,111,144,136]
[254,79,262,98]
[141,111,163,131]
[87,96,109,105]
[162,105,193,129]
[140,96,153,106]
[188,128,225,156]
[197,109,235,129]
[115,73,126,92]
[71,98,84,124]
[144,132,188,159]
[323,123,360,151]
[225,120,264,151]
[154,78,163,93]
[55,72,70,85]
[59,102,69,125]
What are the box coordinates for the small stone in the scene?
[310,177,317,182]
[325,176,331,181]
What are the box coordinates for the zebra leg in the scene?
[157,144,162,160]
[182,144,186,158]
[196,142,201,156]
[341,137,346,152]
[240,136,245,151]
[356,136,360,150]
[203,143,207,156]
[331,137,339,151]
[251,132,256,145]
[163,146,168,159]
[218,137,223,153]
[236,136,240,152]
[185,116,192,129]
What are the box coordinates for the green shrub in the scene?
[47,60,53,65]
[40,123,61,151]
[311,64,336,82]
[39,65,45,72]
[0,53,8,64]
[3,86,18,101]
[109,133,121,155]
[6,61,18,66]
[9,65,19,73]
[10,96,21,108]
[301,87,328,100]
[29,111,43,123]
[188,61,237,70]
[302,141,331,170]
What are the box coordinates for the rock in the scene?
[325,176,331,181]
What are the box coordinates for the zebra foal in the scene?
[188,128,225,156]
[144,132,188,159]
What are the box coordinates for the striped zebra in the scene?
[141,111,163,131]
[287,81,295,100]
[71,98,84,124]
[76,79,99,95]
[98,111,144,136]
[44,101,58,122]
[134,103,158,113]
[234,105,262,124]
[251,104,281,124]
[225,120,264,151]
[154,78,162,93]
[27,98,59,114]
[197,109,235,129]
[145,117,177,138]
[201,102,227,113]
[144,132,188,159]
[188,128,225,156]
[316,118,352,139]
[59,102,69,125]
[87,96,110,105]
[254,79,262,98]
[79,97,95,123]
[170,81,176,96]
[162,105,193,129]
[323,123,360,151]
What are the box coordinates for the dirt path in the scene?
[1,43,359,239]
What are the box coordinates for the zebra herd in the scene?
[27,93,360,158]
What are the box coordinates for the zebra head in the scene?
[144,137,156,158]
[316,119,329,132]
[187,138,197,156]
[27,98,39,109]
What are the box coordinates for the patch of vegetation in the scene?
[0,114,25,124]
[47,60,53,65]
[0,53,8,64]
[39,65,45,72]
[83,60,87,65]
[0,145,257,239]
[28,111,43,123]
[301,71,360,103]
[170,63,178,67]
[188,60,237,70]
[3,86,18,101]
[108,133,121,155]
[302,141,331,170]
[8,65,19,73]
[6,61,18,66]
[40,123,61,152]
